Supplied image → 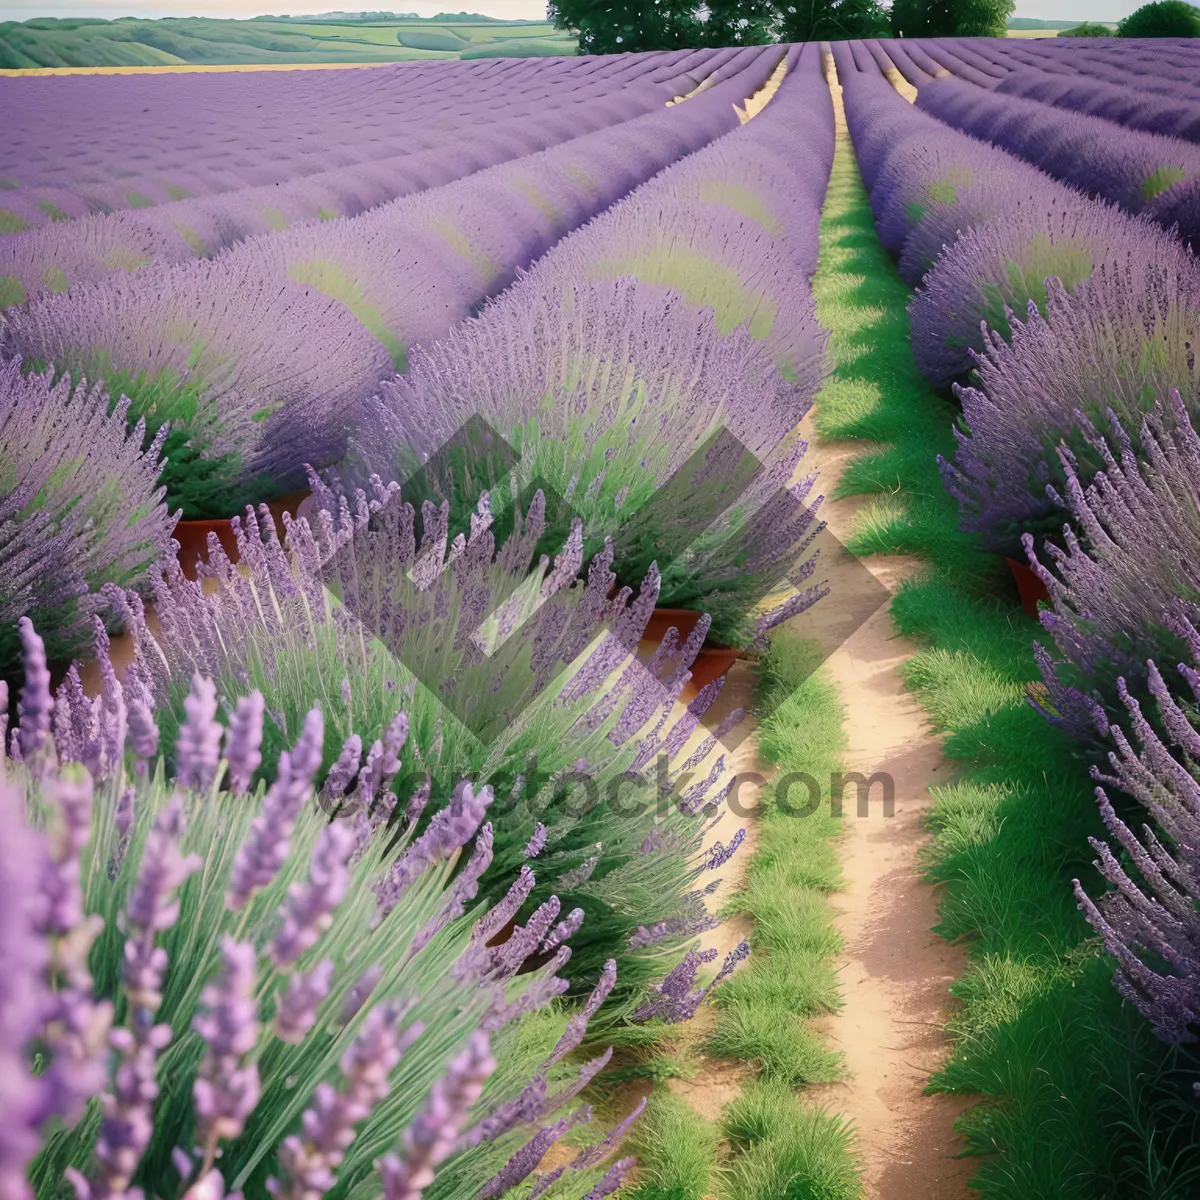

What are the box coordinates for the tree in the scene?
[776,0,889,41]
[548,0,706,54]
[1117,0,1200,36]
[701,0,779,45]
[890,0,1012,37]
[1060,21,1114,35]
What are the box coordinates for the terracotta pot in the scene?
[174,491,309,580]
[639,607,739,700]
[1006,557,1049,620]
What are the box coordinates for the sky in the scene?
[0,0,1144,25]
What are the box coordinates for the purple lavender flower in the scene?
[372,781,493,926]
[477,1107,592,1199]
[0,362,174,665]
[123,797,203,1014]
[542,908,585,954]
[320,733,363,808]
[15,617,53,765]
[339,965,383,1025]
[176,675,223,793]
[523,823,548,859]
[227,708,325,910]
[570,1098,646,1171]
[0,781,50,1200]
[274,1002,421,1200]
[224,692,265,794]
[193,938,261,1150]
[273,960,335,1045]
[90,1020,174,1199]
[126,700,159,775]
[583,1156,636,1199]
[703,828,745,872]
[544,960,617,1067]
[271,822,357,968]
[377,1030,496,1200]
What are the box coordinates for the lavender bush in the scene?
[1,618,646,1200]
[2,53,778,519]
[349,49,832,644]
[0,356,176,670]
[101,480,748,1001]
[940,262,1200,554]
[1073,642,1200,1043]
[916,75,1200,250]
[1020,391,1200,737]
[908,190,1196,386]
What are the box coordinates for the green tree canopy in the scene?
[1060,21,1114,34]
[776,0,889,41]
[890,0,1012,37]
[1117,0,1200,36]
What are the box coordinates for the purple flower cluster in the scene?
[2,50,776,507]
[0,358,175,662]
[0,620,644,1200]
[909,190,1192,386]
[939,263,1200,554]
[1074,655,1200,1042]
[917,74,1200,250]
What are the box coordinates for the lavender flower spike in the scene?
[224,692,265,795]
[16,617,53,765]
[477,1108,592,1199]
[273,960,335,1045]
[123,797,202,1013]
[523,824,548,859]
[584,1157,636,1199]
[0,782,49,1200]
[176,675,223,793]
[274,1002,420,1200]
[126,700,159,776]
[378,1030,496,1200]
[703,828,745,872]
[227,708,325,910]
[193,939,261,1153]
[270,821,358,968]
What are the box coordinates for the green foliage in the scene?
[1060,21,1114,35]
[776,0,890,42]
[707,630,848,1086]
[1118,0,1200,36]
[721,1081,862,1200]
[0,15,575,68]
[624,1091,721,1199]
[818,120,1200,1196]
[546,0,708,54]
[891,0,1013,37]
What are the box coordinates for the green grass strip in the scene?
[708,631,846,1092]
[815,106,1200,1197]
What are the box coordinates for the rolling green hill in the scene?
[0,14,577,69]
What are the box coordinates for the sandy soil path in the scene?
[790,424,975,1200]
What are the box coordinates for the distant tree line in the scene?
[548,0,1199,54]
[547,0,1013,54]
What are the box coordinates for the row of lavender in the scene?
[0,44,835,1200]
[0,48,729,226]
[837,45,1200,1041]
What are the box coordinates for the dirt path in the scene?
[783,53,975,1198]
[798,426,974,1197]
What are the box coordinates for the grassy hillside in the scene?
[0,14,577,69]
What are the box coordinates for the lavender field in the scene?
[3,27,1200,1200]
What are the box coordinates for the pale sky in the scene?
[0,0,1145,25]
